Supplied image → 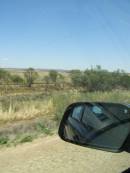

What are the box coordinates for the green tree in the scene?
[44,75,50,84]
[11,74,24,85]
[69,66,130,92]
[24,68,38,87]
[70,70,84,88]
[49,70,58,85]
[0,69,11,84]
[84,68,113,91]
[56,73,65,89]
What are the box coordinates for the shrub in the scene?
[0,136,9,145]
[19,135,34,143]
[36,122,52,135]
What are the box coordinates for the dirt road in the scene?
[0,135,130,173]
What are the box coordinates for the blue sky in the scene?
[0,0,130,71]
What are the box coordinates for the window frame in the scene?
[71,104,85,122]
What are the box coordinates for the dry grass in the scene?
[0,98,54,123]
[0,89,130,146]
[0,89,130,123]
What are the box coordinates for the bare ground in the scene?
[0,135,130,173]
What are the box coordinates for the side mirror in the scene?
[58,102,130,153]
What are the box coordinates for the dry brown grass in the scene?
[0,89,130,146]
[1,89,130,123]
[0,99,54,123]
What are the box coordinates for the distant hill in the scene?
[1,68,70,73]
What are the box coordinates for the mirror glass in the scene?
[59,102,130,152]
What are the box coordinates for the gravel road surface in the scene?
[0,135,130,173]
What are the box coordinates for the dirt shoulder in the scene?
[0,135,130,173]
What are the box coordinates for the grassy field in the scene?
[1,89,130,123]
[0,88,130,147]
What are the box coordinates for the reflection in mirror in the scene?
[59,102,130,152]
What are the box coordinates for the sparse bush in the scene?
[24,68,39,87]
[49,70,58,85]
[11,75,24,84]
[0,69,12,84]
[0,136,9,145]
[19,135,34,143]
[70,66,130,91]
[36,122,52,135]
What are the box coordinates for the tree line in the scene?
[0,68,65,88]
[0,66,130,91]
[70,66,130,91]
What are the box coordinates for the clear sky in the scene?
[0,0,130,71]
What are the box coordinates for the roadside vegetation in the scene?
[0,66,130,147]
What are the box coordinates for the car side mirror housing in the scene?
[58,102,130,153]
